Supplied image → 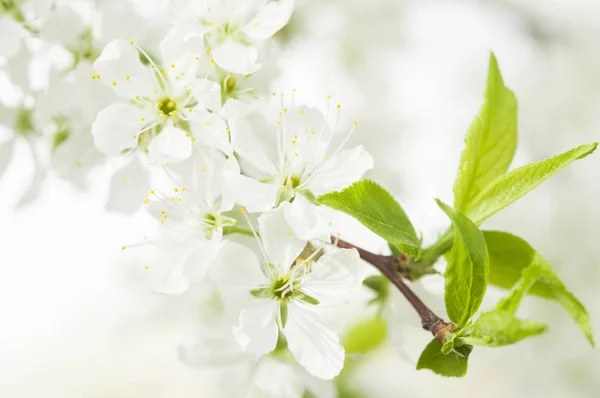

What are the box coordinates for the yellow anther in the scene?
[239,207,245,213]
[115,35,119,39]
[323,155,328,160]
[121,179,126,184]
[353,121,357,126]
[287,231,292,236]
[129,40,134,45]
[150,190,155,195]
[140,117,145,121]
[195,56,199,60]
[327,95,331,99]
[254,21,260,27]
[337,104,341,109]
[126,75,130,80]
[160,220,164,224]
[191,137,196,141]
[201,168,205,172]
[170,111,177,116]
[187,108,192,112]
[299,110,304,115]
[174,188,179,192]
[121,246,126,250]
[311,130,315,135]
[144,265,149,270]
[171,64,175,69]
[112,81,117,86]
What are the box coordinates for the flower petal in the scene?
[208,241,266,291]
[258,204,306,272]
[184,231,223,281]
[147,124,192,166]
[301,248,364,304]
[106,157,149,213]
[284,303,345,380]
[241,0,294,41]
[0,139,14,183]
[284,194,329,241]
[94,38,154,99]
[188,78,221,113]
[233,300,279,358]
[0,17,26,59]
[91,103,149,156]
[212,38,261,75]
[41,7,82,43]
[188,109,233,155]
[305,145,374,196]
[226,174,278,213]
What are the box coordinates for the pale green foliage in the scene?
[416,338,473,378]
[484,231,594,346]
[342,318,388,354]
[466,142,598,224]
[318,180,420,256]
[464,310,547,347]
[454,53,517,213]
[436,199,489,325]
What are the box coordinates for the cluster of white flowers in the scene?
[1,0,374,394]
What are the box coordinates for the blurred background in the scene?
[1,0,599,396]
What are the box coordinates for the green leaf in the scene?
[416,338,473,378]
[465,143,598,225]
[484,231,594,346]
[465,310,547,347]
[318,180,420,256]
[454,53,517,213]
[342,318,388,355]
[436,199,489,325]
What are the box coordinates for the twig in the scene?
[332,237,453,343]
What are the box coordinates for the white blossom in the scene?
[227,100,373,239]
[210,206,364,379]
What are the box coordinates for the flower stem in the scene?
[331,237,453,344]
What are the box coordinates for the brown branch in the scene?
[332,237,453,344]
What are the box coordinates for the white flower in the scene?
[0,15,27,59]
[137,148,240,293]
[91,38,221,165]
[172,0,294,74]
[228,101,373,239]
[210,206,364,379]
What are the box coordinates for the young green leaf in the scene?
[464,310,547,347]
[342,318,388,355]
[484,231,594,346]
[416,338,473,377]
[454,53,517,213]
[318,180,420,256]
[466,142,598,225]
[436,199,489,325]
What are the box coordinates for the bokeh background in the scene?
[1,0,599,396]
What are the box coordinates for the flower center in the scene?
[157,97,177,116]
[271,276,298,300]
